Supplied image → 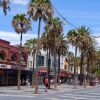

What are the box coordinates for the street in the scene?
[0,85,100,100]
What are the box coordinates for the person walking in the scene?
[44,78,48,92]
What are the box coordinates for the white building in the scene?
[27,49,66,71]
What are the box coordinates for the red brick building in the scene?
[0,39,31,86]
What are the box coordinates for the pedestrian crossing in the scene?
[44,92,100,100]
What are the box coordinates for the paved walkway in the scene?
[0,84,99,95]
[0,84,100,100]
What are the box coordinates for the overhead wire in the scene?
[51,3,100,38]
[51,2,78,30]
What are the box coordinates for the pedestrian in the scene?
[50,78,54,84]
[22,79,25,85]
[44,78,48,92]
[26,79,30,86]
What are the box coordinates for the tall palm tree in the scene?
[84,38,96,86]
[28,0,53,93]
[24,38,37,87]
[41,32,54,89]
[55,34,68,84]
[77,26,96,87]
[41,32,68,88]
[12,14,31,90]
[45,17,63,89]
[77,26,92,87]
[86,43,96,85]
[0,0,10,15]
[67,29,80,89]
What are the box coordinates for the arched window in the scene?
[0,50,6,61]
[11,53,17,62]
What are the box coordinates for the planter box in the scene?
[89,81,96,86]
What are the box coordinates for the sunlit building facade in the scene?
[0,39,28,86]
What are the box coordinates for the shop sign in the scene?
[0,64,7,68]
[7,65,11,69]
[50,72,55,75]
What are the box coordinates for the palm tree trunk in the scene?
[80,52,84,85]
[74,46,77,89]
[58,52,60,84]
[48,49,51,89]
[86,56,90,85]
[54,52,57,89]
[35,17,41,94]
[83,54,87,88]
[83,52,87,88]
[54,41,57,89]
[18,32,23,90]
[32,53,35,88]
[46,49,49,67]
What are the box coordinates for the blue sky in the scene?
[0,0,100,47]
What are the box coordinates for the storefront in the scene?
[60,70,72,83]
[21,70,32,85]
[0,68,32,86]
[38,67,47,85]
[0,39,29,86]
[0,69,17,86]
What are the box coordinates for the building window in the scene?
[38,55,44,66]
[0,51,6,61]
[30,61,32,67]
[11,53,17,62]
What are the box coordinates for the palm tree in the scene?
[28,0,53,93]
[55,34,68,84]
[77,26,90,86]
[86,43,96,85]
[28,0,52,93]
[77,26,91,86]
[41,32,53,89]
[0,0,10,15]
[67,29,80,89]
[77,26,96,87]
[12,14,31,90]
[41,32,68,87]
[84,38,96,86]
[24,38,37,87]
[45,17,63,89]
[24,38,37,53]
[45,17,63,36]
